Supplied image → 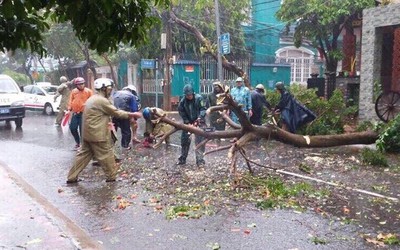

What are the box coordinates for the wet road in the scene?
[0,111,370,249]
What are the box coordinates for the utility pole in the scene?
[162,11,172,111]
[214,0,223,82]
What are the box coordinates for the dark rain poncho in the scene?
[276,91,316,133]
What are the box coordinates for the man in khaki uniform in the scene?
[66,78,142,184]
[54,76,73,126]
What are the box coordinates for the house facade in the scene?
[244,0,321,85]
[359,2,400,120]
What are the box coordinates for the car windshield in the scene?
[42,86,58,95]
[0,78,19,94]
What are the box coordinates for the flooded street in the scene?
[0,111,399,249]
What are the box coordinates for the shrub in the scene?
[356,120,374,132]
[360,148,389,167]
[376,114,400,153]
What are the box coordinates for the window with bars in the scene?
[276,47,315,84]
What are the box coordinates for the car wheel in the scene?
[44,103,54,115]
[5,120,11,128]
[15,118,23,128]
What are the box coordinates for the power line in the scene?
[252,0,281,7]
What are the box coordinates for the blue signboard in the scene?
[220,33,230,55]
[141,59,155,69]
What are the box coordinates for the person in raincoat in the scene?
[66,78,142,184]
[176,84,207,166]
[112,86,139,149]
[274,82,316,133]
[54,76,73,126]
[230,77,252,123]
[206,81,226,131]
[142,107,174,146]
[122,85,141,143]
[250,84,271,126]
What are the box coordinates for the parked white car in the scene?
[23,84,61,115]
[0,74,25,127]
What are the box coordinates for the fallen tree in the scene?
[149,93,379,183]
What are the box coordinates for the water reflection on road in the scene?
[0,111,73,149]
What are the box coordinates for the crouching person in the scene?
[142,107,174,147]
[66,78,142,184]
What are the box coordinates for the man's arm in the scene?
[54,84,64,101]
[246,88,252,111]
[261,94,272,110]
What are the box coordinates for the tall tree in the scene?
[0,0,169,55]
[43,22,83,74]
[168,0,250,58]
[167,0,253,86]
[276,0,375,77]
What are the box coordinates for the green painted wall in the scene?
[171,61,200,96]
[250,63,291,90]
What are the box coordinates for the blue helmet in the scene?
[142,107,151,120]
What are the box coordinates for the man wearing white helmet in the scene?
[54,76,74,126]
[113,85,140,149]
[230,77,252,123]
[250,84,271,125]
[66,78,142,184]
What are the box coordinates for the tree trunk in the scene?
[154,95,379,149]
[102,54,117,86]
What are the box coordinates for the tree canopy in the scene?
[276,0,375,73]
[0,0,169,55]
[168,0,250,59]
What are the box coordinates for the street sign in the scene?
[141,59,156,69]
[220,33,230,55]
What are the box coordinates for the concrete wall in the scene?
[359,3,400,120]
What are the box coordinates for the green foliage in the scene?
[169,0,249,58]
[376,114,400,153]
[43,22,83,61]
[52,0,169,54]
[382,234,400,245]
[253,176,315,210]
[356,120,374,132]
[276,0,375,72]
[1,69,31,86]
[0,0,169,55]
[0,0,49,55]
[311,237,327,245]
[360,148,389,167]
[373,80,383,102]
[165,204,213,219]
[265,89,280,107]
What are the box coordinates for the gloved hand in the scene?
[194,118,206,127]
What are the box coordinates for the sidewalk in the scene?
[0,163,99,250]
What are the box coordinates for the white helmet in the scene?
[94,78,113,90]
[123,85,137,92]
[255,84,265,90]
[60,76,68,83]
[235,77,243,82]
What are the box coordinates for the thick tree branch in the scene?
[169,10,251,88]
